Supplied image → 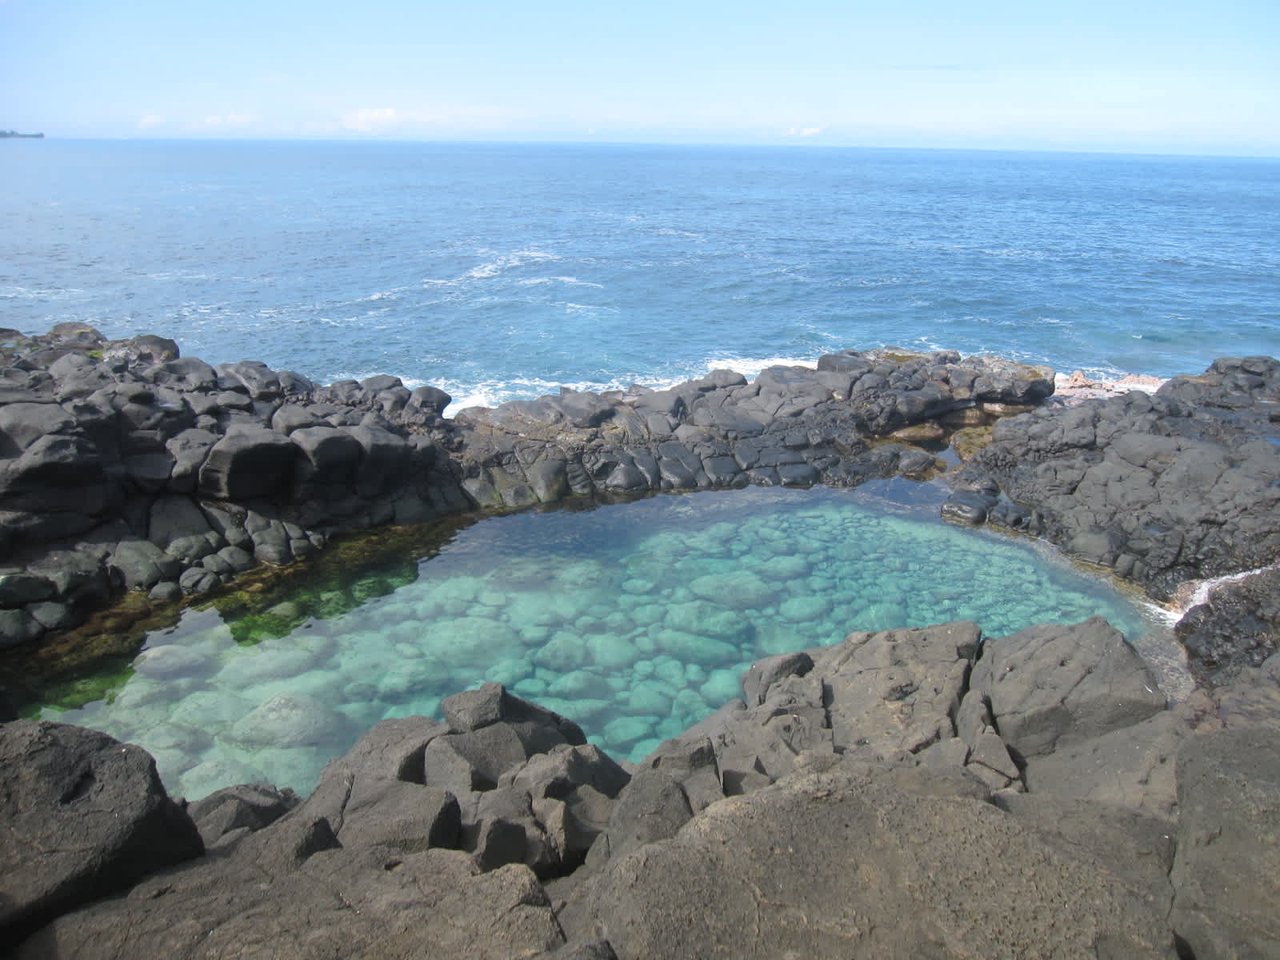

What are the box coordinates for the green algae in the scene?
[23,486,1171,800]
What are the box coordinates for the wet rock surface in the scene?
[7,620,1280,958]
[1176,567,1280,685]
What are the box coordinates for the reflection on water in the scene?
[30,486,1170,799]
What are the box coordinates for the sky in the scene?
[2,0,1278,156]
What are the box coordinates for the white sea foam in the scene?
[655,227,705,240]
[698,354,820,379]
[439,375,629,415]
[0,284,87,300]
[1052,370,1168,404]
[516,276,604,288]
[1161,563,1280,623]
[462,248,563,281]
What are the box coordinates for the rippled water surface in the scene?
[30,486,1168,800]
[4,141,1277,407]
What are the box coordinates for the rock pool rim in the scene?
[0,477,1170,719]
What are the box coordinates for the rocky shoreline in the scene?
[2,325,1278,957]
[4,323,1275,658]
[1,323,1070,654]
[4,617,1279,958]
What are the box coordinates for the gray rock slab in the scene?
[21,842,563,960]
[995,793,1175,914]
[443,682,587,745]
[336,779,461,853]
[815,622,978,760]
[971,617,1167,760]
[574,760,1175,959]
[1023,710,1190,819]
[741,651,814,707]
[1169,727,1280,959]
[188,783,299,846]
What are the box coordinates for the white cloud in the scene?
[136,114,166,130]
[341,106,405,132]
[785,126,825,138]
[338,104,520,135]
[202,112,255,128]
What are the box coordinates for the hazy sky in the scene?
[2,0,1277,155]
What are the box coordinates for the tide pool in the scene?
[33,486,1169,799]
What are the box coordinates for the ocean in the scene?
[3,139,1278,411]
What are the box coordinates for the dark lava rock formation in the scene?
[3,327,1279,957]
[6,618,1279,958]
[947,356,1280,602]
[1,324,1056,650]
[941,354,1280,685]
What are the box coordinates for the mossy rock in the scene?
[950,425,995,462]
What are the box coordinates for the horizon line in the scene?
[8,134,1279,163]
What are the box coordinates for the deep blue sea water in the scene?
[3,140,1277,411]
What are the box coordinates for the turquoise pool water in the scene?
[38,486,1165,799]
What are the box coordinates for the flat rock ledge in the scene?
[5,617,1279,958]
[1,324,1057,651]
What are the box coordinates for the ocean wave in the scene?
[462,248,563,281]
[516,276,605,288]
[655,227,705,240]
[437,375,627,415]
[562,302,619,314]
[0,284,88,300]
[697,354,820,378]
[145,271,213,282]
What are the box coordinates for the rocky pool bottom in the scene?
[22,485,1173,800]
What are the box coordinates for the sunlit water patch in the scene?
[32,486,1171,799]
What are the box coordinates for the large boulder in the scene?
[570,760,1175,959]
[0,721,203,943]
[197,425,298,500]
[970,617,1166,760]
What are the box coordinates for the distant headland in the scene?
[0,130,44,139]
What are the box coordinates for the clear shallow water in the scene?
[35,486,1166,800]
[3,141,1278,410]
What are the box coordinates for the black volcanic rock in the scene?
[10,623,1280,956]
[1177,567,1280,685]
[953,356,1280,600]
[0,721,203,943]
[0,331,1066,650]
